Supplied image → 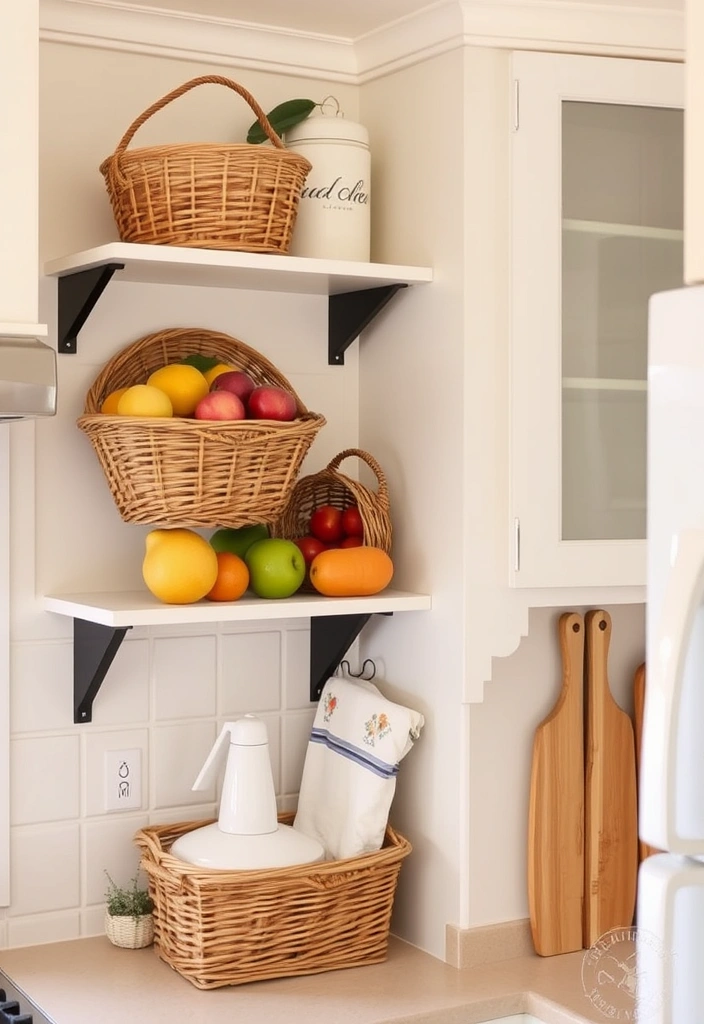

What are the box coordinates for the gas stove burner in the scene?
[0,975,53,1024]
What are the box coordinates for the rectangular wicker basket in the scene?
[134,813,411,989]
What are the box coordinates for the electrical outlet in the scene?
[105,749,142,812]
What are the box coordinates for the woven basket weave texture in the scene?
[104,910,154,949]
[99,76,312,253]
[77,328,326,529]
[135,813,411,989]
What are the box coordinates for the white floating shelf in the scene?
[563,219,683,242]
[0,323,48,337]
[44,589,432,629]
[563,377,647,392]
[44,243,433,296]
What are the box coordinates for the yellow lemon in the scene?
[147,363,209,417]
[203,363,236,387]
[117,385,173,418]
[100,387,130,414]
[142,528,218,604]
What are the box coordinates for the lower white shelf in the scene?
[43,588,432,628]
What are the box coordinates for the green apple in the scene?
[245,539,305,599]
[210,524,269,559]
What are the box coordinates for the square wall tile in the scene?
[11,641,73,733]
[153,722,217,808]
[81,905,107,937]
[92,638,150,726]
[11,736,80,825]
[220,632,281,715]
[83,814,150,904]
[84,729,148,817]
[0,918,6,949]
[149,803,217,826]
[8,911,80,948]
[10,823,80,916]
[282,628,312,710]
[281,710,315,794]
[154,635,216,720]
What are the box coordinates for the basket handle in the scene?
[111,75,286,162]
[327,448,390,510]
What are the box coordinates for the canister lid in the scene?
[285,115,369,146]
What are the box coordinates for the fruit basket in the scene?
[99,75,312,254]
[274,448,392,590]
[77,328,326,529]
[134,813,411,989]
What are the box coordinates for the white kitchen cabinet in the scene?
[509,51,684,589]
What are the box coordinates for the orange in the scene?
[205,551,250,602]
[100,387,129,414]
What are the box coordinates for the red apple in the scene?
[341,505,364,538]
[212,370,256,405]
[194,390,246,420]
[339,536,363,548]
[293,535,327,565]
[309,505,343,543]
[248,386,296,422]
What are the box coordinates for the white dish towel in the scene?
[293,673,424,860]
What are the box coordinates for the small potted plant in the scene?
[104,870,154,949]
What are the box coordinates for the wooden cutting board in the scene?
[583,609,638,947]
[527,611,585,956]
[633,662,662,862]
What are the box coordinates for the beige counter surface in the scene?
[0,934,612,1024]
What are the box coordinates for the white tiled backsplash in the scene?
[3,619,316,948]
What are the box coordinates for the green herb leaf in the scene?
[247,98,316,145]
[180,353,220,372]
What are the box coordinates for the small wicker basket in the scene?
[99,75,312,253]
[104,910,154,949]
[135,814,411,989]
[274,448,392,589]
[77,328,326,529]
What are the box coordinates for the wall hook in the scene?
[339,658,376,681]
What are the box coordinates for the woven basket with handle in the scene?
[274,448,392,589]
[77,328,326,529]
[135,813,411,989]
[99,76,312,253]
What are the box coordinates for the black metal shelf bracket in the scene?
[328,284,407,365]
[309,613,392,701]
[57,263,124,354]
[74,618,131,723]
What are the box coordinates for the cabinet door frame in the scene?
[509,51,684,589]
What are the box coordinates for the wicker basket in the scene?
[99,76,312,253]
[274,448,392,589]
[104,910,154,949]
[77,328,326,528]
[135,814,411,989]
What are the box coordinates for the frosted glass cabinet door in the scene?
[510,52,684,589]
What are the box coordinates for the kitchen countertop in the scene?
[0,934,611,1024]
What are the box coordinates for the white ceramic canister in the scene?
[285,111,370,262]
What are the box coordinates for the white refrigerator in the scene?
[637,283,704,1020]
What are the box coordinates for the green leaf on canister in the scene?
[247,98,316,144]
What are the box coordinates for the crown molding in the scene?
[39,0,359,82]
[39,0,684,86]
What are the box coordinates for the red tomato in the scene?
[340,536,363,548]
[294,535,327,565]
[309,505,343,543]
[341,505,364,538]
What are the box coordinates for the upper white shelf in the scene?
[0,323,48,337]
[44,588,432,629]
[563,219,683,242]
[44,243,433,296]
[563,377,647,392]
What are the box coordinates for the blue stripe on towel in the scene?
[310,727,399,779]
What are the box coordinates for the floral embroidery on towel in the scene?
[323,693,338,722]
[363,712,391,747]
